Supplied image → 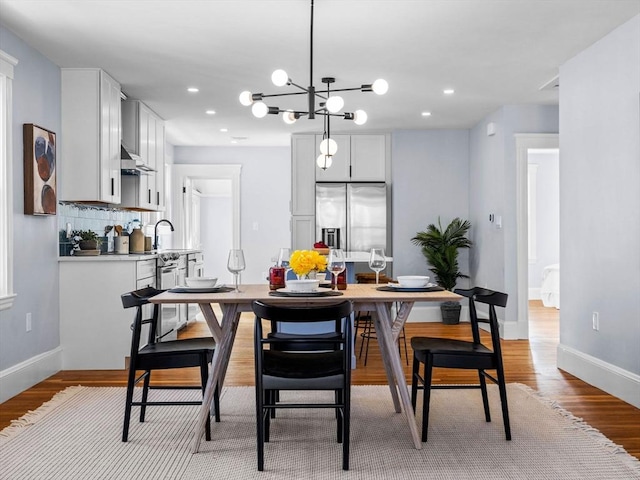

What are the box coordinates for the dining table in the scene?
[150,282,461,453]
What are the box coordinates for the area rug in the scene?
[1,385,638,480]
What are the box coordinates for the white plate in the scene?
[278,287,320,293]
[387,282,436,289]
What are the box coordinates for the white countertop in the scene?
[343,251,393,263]
[58,249,201,262]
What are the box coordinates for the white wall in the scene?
[557,15,640,406]
[528,150,560,291]
[469,105,559,335]
[390,130,470,281]
[173,146,291,284]
[0,28,62,390]
[200,195,233,282]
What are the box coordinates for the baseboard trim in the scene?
[405,305,469,323]
[557,343,640,408]
[0,347,62,403]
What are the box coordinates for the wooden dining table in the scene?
[150,283,461,453]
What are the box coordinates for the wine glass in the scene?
[369,248,386,284]
[328,248,346,290]
[227,249,246,292]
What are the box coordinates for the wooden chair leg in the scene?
[421,356,434,442]
[497,368,512,440]
[410,356,420,411]
[121,366,138,442]
[479,370,491,422]
[139,370,151,422]
[199,360,212,441]
[343,389,350,471]
[256,387,265,471]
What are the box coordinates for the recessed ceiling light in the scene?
[205,110,216,115]
[443,89,455,95]
[187,87,199,93]
[421,111,432,117]
[220,128,228,132]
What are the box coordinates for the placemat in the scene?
[269,290,344,297]
[376,285,445,293]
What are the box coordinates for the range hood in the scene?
[121,144,155,175]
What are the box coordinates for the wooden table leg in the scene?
[374,303,423,450]
[190,303,239,453]
[373,306,402,413]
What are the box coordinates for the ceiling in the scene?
[1,1,638,147]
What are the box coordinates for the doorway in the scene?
[171,164,241,282]
[515,134,559,339]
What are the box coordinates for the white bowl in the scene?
[396,275,430,288]
[286,279,320,292]
[185,277,218,288]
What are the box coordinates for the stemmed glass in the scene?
[278,248,291,280]
[369,248,386,284]
[227,249,246,292]
[328,248,346,291]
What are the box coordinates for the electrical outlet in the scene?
[26,312,32,332]
[592,312,599,331]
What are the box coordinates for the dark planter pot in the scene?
[441,302,461,325]
[79,239,98,250]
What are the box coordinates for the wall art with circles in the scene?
[23,123,57,215]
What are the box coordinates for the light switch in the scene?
[495,215,502,229]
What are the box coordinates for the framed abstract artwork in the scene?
[23,123,57,215]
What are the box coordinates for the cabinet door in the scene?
[292,215,316,250]
[155,119,166,210]
[350,135,386,181]
[315,134,350,181]
[291,135,316,215]
[100,70,122,203]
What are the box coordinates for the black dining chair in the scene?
[410,287,511,442]
[252,300,354,471]
[120,286,220,442]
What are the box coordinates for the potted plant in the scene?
[411,217,472,324]
[71,229,101,251]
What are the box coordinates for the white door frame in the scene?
[515,133,559,338]
[171,164,241,250]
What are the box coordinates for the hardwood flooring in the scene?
[1,301,638,459]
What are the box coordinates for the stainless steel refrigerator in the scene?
[316,183,387,252]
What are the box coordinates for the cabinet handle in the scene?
[111,178,114,196]
[157,192,160,205]
[349,165,352,178]
[148,189,151,203]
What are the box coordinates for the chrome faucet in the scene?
[154,219,174,250]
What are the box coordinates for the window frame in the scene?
[0,49,18,311]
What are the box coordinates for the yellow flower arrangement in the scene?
[290,249,327,277]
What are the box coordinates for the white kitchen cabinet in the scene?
[315,134,387,182]
[314,134,350,181]
[61,68,121,203]
[291,135,316,216]
[59,257,156,370]
[291,215,316,250]
[121,99,165,211]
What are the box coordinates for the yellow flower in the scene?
[290,249,327,276]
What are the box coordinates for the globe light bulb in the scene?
[283,111,297,124]
[317,154,333,170]
[353,110,368,125]
[252,101,269,118]
[326,95,344,113]
[239,91,253,106]
[271,69,289,87]
[319,138,338,156]
[372,79,389,95]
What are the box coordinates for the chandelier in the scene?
[238,0,388,169]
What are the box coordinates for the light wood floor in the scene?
[1,301,638,459]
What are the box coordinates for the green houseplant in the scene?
[411,217,472,324]
[71,229,101,251]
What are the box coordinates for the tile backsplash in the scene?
[58,203,152,255]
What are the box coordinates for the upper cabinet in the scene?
[61,68,121,204]
[315,134,387,182]
[121,99,165,211]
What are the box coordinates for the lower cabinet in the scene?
[59,258,156,370]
